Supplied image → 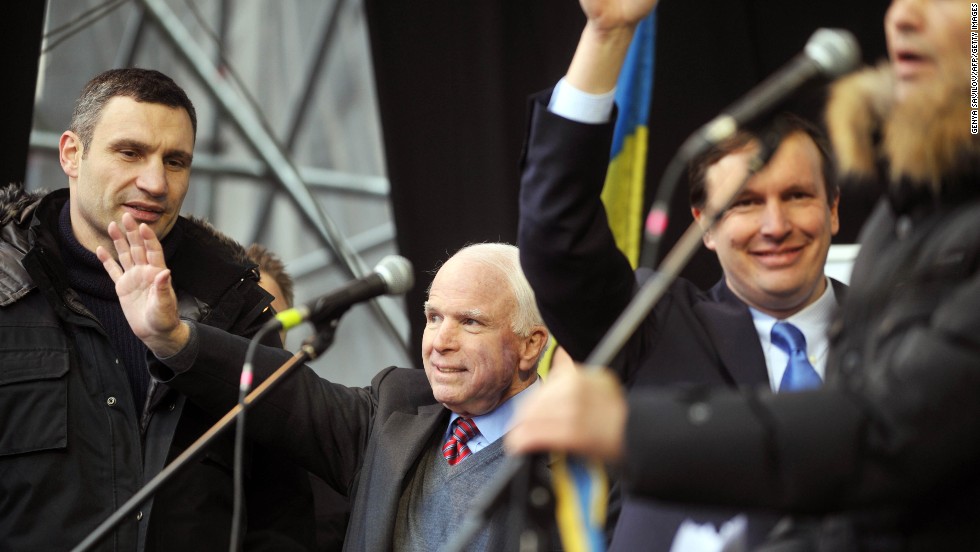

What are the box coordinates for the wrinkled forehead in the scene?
[428,256,513,313]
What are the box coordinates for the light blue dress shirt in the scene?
[442,378,540,456]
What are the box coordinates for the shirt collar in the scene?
[751,276,837,354]
[750,277,837,390]
[445,377,540,444]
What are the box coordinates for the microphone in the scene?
[273,255,414,331]
[639,28,860,268]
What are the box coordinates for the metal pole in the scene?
[136,0,410,354]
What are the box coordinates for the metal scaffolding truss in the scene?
[30,0,411,380]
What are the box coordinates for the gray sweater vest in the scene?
[393,436,516,550]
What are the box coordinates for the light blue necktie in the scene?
[772,321,822,392]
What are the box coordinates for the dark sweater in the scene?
[57,203,182,411]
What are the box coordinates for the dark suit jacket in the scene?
[619,188,980,550]
[152,323,454,551]
[517,90,843,550]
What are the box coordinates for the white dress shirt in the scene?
[751,277,837,392]
[548,77,616,124]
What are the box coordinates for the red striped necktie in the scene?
[443,417,479,466]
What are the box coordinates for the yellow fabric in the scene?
[552,453,609,552]
[600,126,649,269]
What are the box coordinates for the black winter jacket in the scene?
[0,186,315,551]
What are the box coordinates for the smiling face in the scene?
[693,131,840,318]
[422,252,545,417]
[59,96,194,254]
[886,0,972,104]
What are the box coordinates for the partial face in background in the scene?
[258,270,292,344]
[886,0,972,104]
[60,96,194,253]
[422,254,543,417]
[693,131,839,318]
[258,271,291,315]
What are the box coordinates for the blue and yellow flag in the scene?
[601,12,657,269]
[553,451,609,552]
[552,12,657,552]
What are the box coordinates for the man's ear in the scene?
[829,194,841,236]
[59,131,82,179]
[518,326,549,373]
[691,206,717,250]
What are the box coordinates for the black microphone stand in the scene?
[70,319,342,552]
[444,127,780,552]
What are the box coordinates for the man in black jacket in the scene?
[0,68,314,551]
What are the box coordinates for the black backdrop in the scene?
[3,2,46,188]
[364,0,890,366]
[7,3,891,367]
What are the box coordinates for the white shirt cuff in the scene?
[548,77,616,125]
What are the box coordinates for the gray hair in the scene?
[448,242,545,339]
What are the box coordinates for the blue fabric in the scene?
[772,322,822,392]
[610,12,656,156]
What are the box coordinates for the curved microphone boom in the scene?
[687,27,859,153]
[640,28,860,267]
[272,255,414,331]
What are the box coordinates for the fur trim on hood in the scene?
[185,215,254,268]
[0,183,46,227]
[826,62,979,191]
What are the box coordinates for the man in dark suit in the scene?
[510,0,980,549]
[98,236,550,551]
[516,0,843,548]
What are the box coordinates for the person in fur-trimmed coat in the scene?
[508,0,980,549]
[0,67,315,551]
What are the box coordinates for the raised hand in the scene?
[96,212,189,357]
[580,0,660,33]
[566,0,660,94]
[506,366,627,462]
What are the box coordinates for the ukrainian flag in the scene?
[541,12,657,376]
[601,12,657,268]
[553,12,657,552]
[553,451,610,552]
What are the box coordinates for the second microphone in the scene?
[271,255,414,331]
